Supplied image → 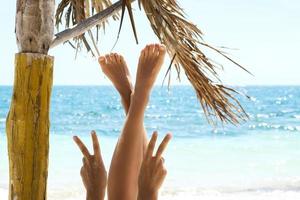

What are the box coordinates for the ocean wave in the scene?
[160,190,300,200]
[249,96,257,102]
[250,111,300,120]
[294,115,300,119]
[248,123,300,132]
[2,185,300,200]
[145,114,173,119]
[256,114,270,118]
[160,182,300,200]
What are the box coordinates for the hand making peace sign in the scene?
[73,131,107,200]
[138,131,172,200]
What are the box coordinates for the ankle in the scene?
[134,85,151,98]
[120,88,132,101]
[131,90,150,106]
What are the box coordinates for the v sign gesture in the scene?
[73,131,107,200]
[138,131,172,200]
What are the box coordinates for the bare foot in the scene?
[135,44,166,95]
[98,53,133,114]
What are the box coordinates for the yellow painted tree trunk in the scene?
[6,53,53,200]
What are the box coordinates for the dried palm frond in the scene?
[139,0,250,125]
[117,0,139,44]
[55,0,119,55]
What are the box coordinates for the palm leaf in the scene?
[139,0,249,125]
[55,0,119,55]
[118,0,139,44]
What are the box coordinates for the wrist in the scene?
[138,190,158,200]
[86,190,105,200]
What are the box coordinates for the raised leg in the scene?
[106,44,166,200]
[98,53,133,114]
[98,53,148,149]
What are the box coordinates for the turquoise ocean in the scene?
[1,86,300,199]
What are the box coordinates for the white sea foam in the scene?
[161,191,300,200]
[0,118,5,122]
[294,115,300,119]
[284,126,295,131]
[249,96,257,102]
[256,114,269,118]
[2,186,300,200]
[161,188,300,200]
[258,122,269,128]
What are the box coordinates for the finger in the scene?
[155,133,172,158]
[91,131,102,161]
[80,167,85,176]
[73,136,91,158]
[157,165,167,175]
[82,157,90,168]
[145,131,158,159]
[162,168,167,177]
[156,157,165,167]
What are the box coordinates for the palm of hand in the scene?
[74,131,107,200]
[138,132,171,198]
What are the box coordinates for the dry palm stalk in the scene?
[117,0,139,44]
[139,0,249,125]
[55,0,118,55]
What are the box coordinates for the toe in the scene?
[144,45,151,58]
[105,54,111,64]
[154,44,160,56]
[141,48,146,59]
[109,53,115,63]
[120,55,126,65]
[148,44,157,59]
[149,44,155,54]
[98,56,106,65]
[158,44,166,57]
[112,53,119,63]
[138,50,146,65]
[118,54,124,64]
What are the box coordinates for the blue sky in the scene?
[0,0,299,86]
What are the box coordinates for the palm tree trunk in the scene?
[6,0,55,199]
[6,53,53,200]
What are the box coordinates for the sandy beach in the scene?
[1,86,300,199]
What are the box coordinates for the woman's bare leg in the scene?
[105,44,166,200]
[99,53,148,143]
[98,51,148,194]
[99,53,133,114]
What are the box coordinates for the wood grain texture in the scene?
[16,0,55,54]
[6,53,54,200]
